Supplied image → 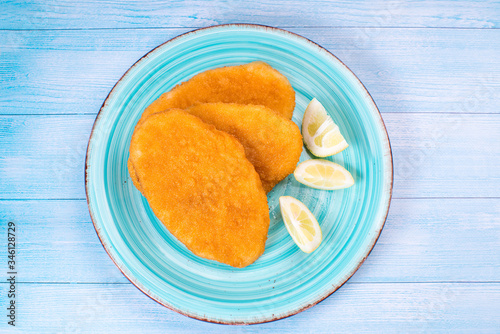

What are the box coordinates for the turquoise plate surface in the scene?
[86,24,393,324]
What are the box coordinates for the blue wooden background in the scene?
[1,1,499,332]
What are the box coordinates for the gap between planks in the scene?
[2,111,499,116]
[0,281,499,285]
[0,26,499,32]
[1,197,500,201]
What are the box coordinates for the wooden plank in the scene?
[350,198,500,283]
[387,113,500,198]
[0,1,498,29]
[0,282,498,332]
[0,200,127,284]
[1,28,499,115]
[0,115,94,199]
[0,198,498,284]
[0,29,188,115]
[1,113,499,199]
[301,28,500,116]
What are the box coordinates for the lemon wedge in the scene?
[279,196,322,253]
[294,159,354,190]
[302,98,348,157]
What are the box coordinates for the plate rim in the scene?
[85,23,394,325]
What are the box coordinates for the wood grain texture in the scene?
[1,0,499,331]
[1,113,499,199]
[0,282,498,332]
[1,1,499,29]
[1,28,498,115]
[351,198,500,283]
[0,115,94,199]
[0,198,498,284]
[387,113,500,198]
[0,200,126,283]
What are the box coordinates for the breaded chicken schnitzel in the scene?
[140,61,295,122]
[128,109,270,268]
[185,103,303,192]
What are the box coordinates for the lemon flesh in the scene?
[302,98,348,157]
[279,196,322,253]
[294,159,354,190]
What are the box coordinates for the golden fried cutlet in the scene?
[185,103,303,192]
[140,61,295,122]
[128,109,270,268]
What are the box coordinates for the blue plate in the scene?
[86,24,393,324]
